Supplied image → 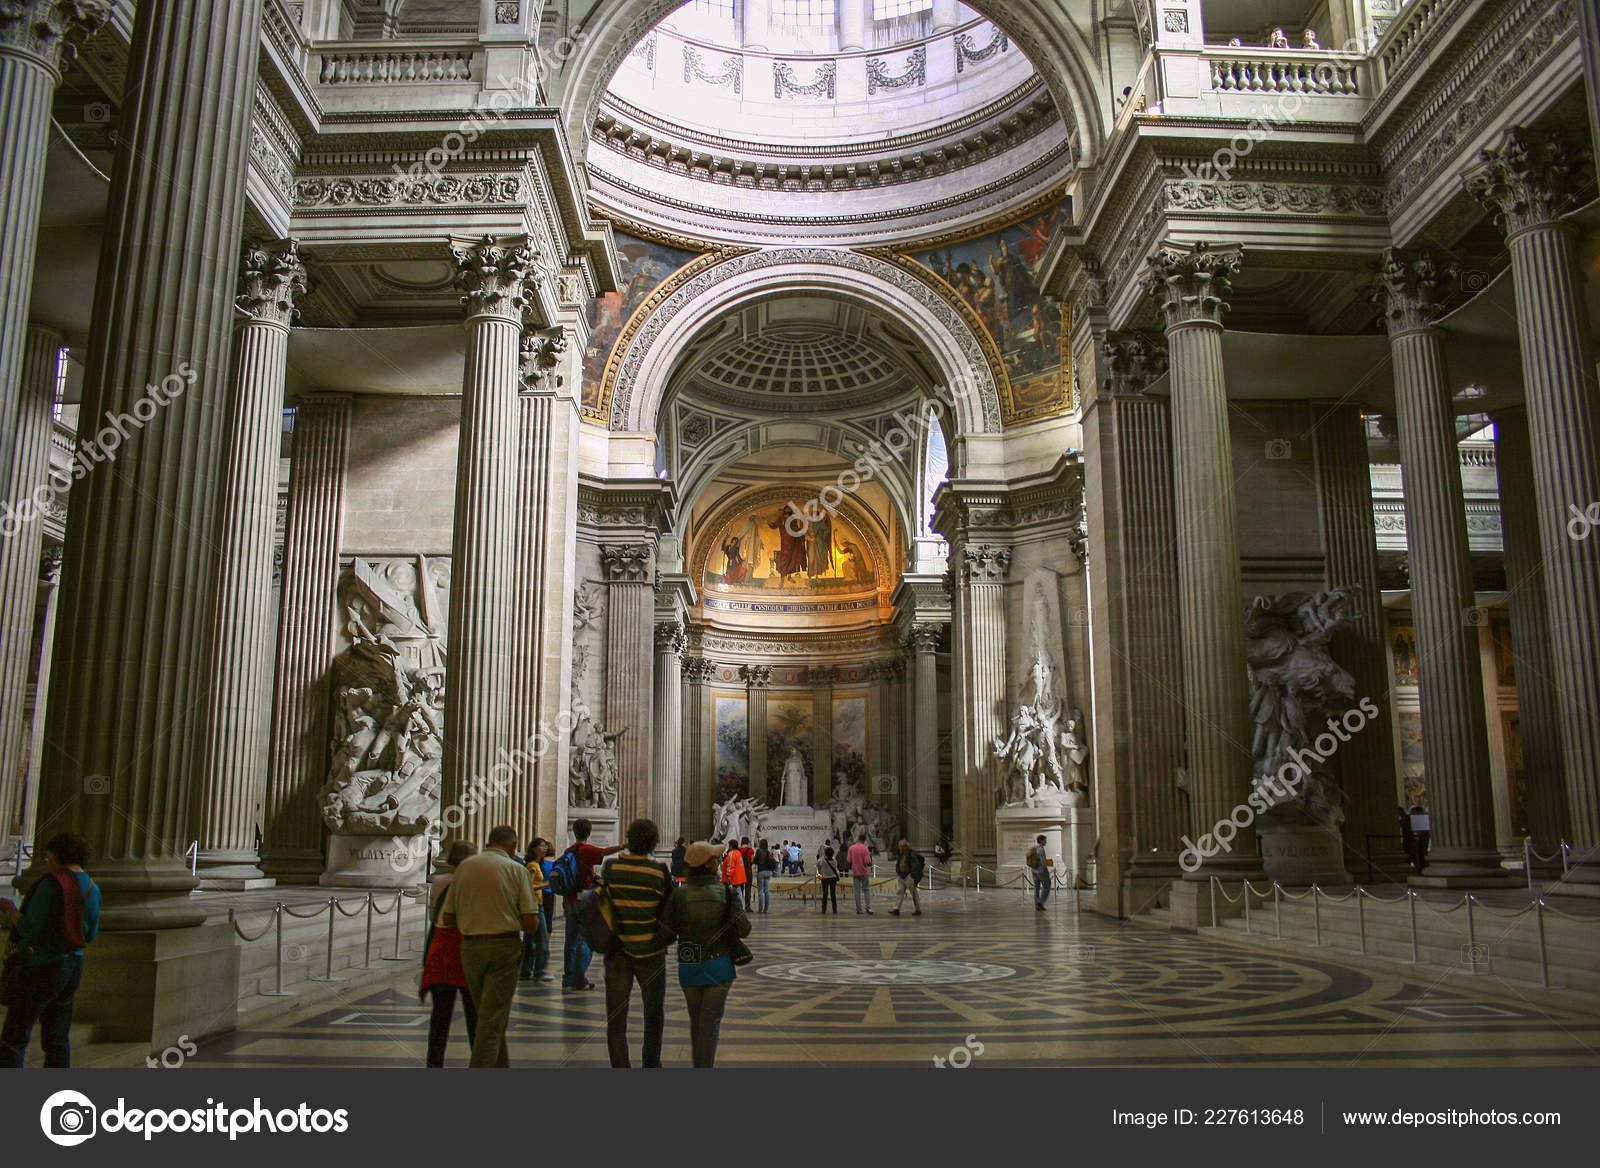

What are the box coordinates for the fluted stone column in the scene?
[508,326,580,846]
[1466,129,1600,880]
[18,548,61,847]
[742,663,771,802]
[1313,403,1401,873]
[0,325,61,841]
[0,2,108,492]
[602,543,655,825]
[903,624,942,849]
[810,665,835,805]
[1492,407,1568,859]
[651,619,685,841]
[1143,243,1256,877]
[33,0,268,929]
[1376,248,1504,882]
[681,658,713,839]
[440,236,539,843]
[263,393,351,881]
[191,241,306,886]
[953,547,1009,857]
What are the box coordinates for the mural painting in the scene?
[582,232,699,418]
[714,693,749,803]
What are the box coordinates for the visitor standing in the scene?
[671,837,688,882]
[600,818,675,1068]
[816,844,841,913]
[753,839,775,913]
[787,840,803,876]
[0,833,100,1068]
[560,818,623,990]
[889,839,924,916]
[847,834,874,915]
[421,841,479,1066]
[438,826,540,1068]
[1028,834,1051,910]
[739,837,756,910]
[720,837,748,905]
[664,841,751,1067]
[519,839,553,981]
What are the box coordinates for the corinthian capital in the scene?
[740,663,773,689]
[1373,248,1457,336]
[961,544,1011,584]
[600,543,654,583]
[1143,242,1243,329]
[450,234,542,321]
[901,623,942,655]
[0,0,109,73]
[520,325,569,393]
[1463,127,1591,238]
[237,239,307,327]
[1101,331,1168,397]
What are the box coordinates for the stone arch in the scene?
[553,0,1109,168]
[606,248,1005,442]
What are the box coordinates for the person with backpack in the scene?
[889,839,925,916]
[551,818,623,991]
[0,833,100,1068]
[664,841,751,1068]
[739,837,756,910]
[1028,834,1051,910]
[753,839,776,913]
[816,844,841,913]
[598,819,675,1068]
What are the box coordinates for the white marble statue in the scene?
[992,645,1088,808]
[569,714,625,809]
[779,745,809,806]
[711,794,770,843]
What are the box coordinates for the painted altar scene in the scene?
[704,500,876,594]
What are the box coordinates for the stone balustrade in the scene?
[314,44,477,85]
[1203,48,1365,96]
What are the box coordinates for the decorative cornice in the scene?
[576,482,674,532]
[0,0,109,73]
[1143,242,1243,329]
[1163,179,1386,217]
[1462,126,1591,239]
[601,543,655,584]
[450,234,541,322]
[1373,247,1456,335]
[294,174,524,209]
[237,239,307,328]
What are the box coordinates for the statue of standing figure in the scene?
[779,745,809,807]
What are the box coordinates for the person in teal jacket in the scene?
[0,833,101,1068]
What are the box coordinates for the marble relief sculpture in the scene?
[569,716,625,809]
[1243,588,1359,828]
[319,557,448,836]
[711,794,770,843]
[823,776,901,852]
[992,645,1088,808]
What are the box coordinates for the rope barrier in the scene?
[228,905,278,944]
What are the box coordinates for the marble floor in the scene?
[187,888,1600,1068]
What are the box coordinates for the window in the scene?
[51,348,68,421]
[772,0,836,29]
[873,0,932,18]
[687,0,735,18]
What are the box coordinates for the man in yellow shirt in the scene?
[440,825,539,1068]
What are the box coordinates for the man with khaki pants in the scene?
[439,825,540,1067]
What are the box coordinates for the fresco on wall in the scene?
[908,202,1070,420]
[705,500,876,594]
[1391,626,1418,686]
[830,694,868,792]
[765,694,814,806]
[1397,709,1425,807]
[582,232,699,418]
[714,693,749,803]
[1504,713,1526,837]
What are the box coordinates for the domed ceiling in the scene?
[588,1,1072,245]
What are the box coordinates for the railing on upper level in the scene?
[314,43,479,85]
[1375,0,1455,82]
[1201,47,1366,97]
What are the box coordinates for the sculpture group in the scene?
[992,646,1088,808]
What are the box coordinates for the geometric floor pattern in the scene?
[187,889,1600,1068]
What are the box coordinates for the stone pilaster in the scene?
[440,235,540,843]
[191,240,306,886]
[651,618,685,841]
[508,324,580,846]
[601,542,655,825]
[1143,242,1256,877]
[1312,403,1401,874]
[1375,248,1504,881]
[262,393,351,882]
[681,658,714,840]
[1465,129,1600,881]
[0,2,108,492]
[1492,407,1568,860]
[953,546,1009,857]
[902,624,943,850]
[33,0,268,928]
[0,324,62,842]
[809,664,835,805]
[741,663,771,804]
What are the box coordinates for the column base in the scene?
[196,847,274,890]
[77,922,240,1048]
[261,848,328,885]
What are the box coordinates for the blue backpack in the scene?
[547,847,584,897]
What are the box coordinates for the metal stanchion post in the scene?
[1536,898,1550,988]
[316,898,347,983]
[263,906,294,997]
[363,894,374,968]
[1312,886,1321,947]
[1243,883,1251,934]
[1356,888,1366,955]
[1525,838,1534,892]
[383,889,409,961]
[1209,877,1217,928]
[1407,889,1418,963]
[1274,882,1282,940]
[1466,894,1478,973]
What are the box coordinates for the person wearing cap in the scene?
[664,841,751,1068]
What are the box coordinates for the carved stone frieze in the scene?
[1164,179,1385,216]
[294,174,523,208]
[774,60,836,100]
[249,124,294,201]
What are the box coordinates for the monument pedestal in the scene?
[79,923,240,1048]
[1258,824,1349,885]
[757,805,832,858]
[995,797,1092,887]
[569,807,620,848]
[320,833,427,888]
